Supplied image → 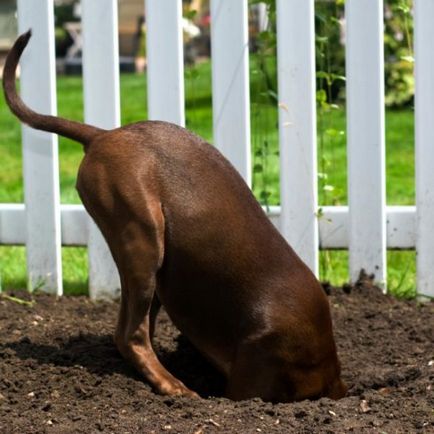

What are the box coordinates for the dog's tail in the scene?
[3,30,105,148]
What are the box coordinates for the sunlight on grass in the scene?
[62,247,88,296]
[0,246,26,290]
[0,246,88,296]
[319,250,416,299]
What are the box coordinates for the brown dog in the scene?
[3,31,347,402]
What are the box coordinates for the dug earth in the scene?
[0,276,433,433]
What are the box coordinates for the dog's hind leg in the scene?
[110,203,197,398]
[149,293,161,341]
[83,195,194,396]
[76,155,196,398]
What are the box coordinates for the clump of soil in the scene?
[0,278,433,433]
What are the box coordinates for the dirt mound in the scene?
[0,281,433,433]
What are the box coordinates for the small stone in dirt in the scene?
[359,400,371,413]
[378,387,391,395]
[0,393,6,401]
[207,418,221,427]
[328,410,337,417]
[27,391,35,398]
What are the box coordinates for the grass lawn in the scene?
[0,59,416,297]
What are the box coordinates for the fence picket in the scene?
[345,0,387,288]
[414,0,434,298]
[210,0,251,185]
[82,0,121,299]
[17,0,63,295]
[146,0,185,126]
[276,0,318,274]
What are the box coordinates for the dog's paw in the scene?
[155,378,199,399]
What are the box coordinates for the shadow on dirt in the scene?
[1,332,225,398]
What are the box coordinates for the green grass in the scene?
[0,60,417,297]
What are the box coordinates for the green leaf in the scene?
[325,128,339,137]
[184,9,197,20]
[267,89,278,102]
[330,73,346,82]
[400,55,414,63]
[1,293,35,307]
[316,35,329,44]
[316,89,327,104]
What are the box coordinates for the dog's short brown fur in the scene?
[3,31,347,402]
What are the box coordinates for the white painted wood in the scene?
[318,207,348,250]
[87,224,121,300]
[60,205,89,246]
[257,3,269,32]
[210,0,251,185]
[0,204,88,246]
[17,0,63,295]
[276,0,318,274]
[146,0,185,126]
[82,0,121,299]
[0,204,26,245]
[318,206,416,250]
[414,0,434,298]
[0,204,418,250]
[386,206,416,250]
[345,0,386,288]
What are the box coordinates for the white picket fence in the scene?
[0,0,433,299]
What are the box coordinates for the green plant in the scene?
[314,1,346,283]
[249,1,278,209]
[384,0,414,107]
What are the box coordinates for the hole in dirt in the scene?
[157,334,226,398]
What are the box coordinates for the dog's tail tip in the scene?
[17,29,32,48]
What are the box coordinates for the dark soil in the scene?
[0,278,433,433]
